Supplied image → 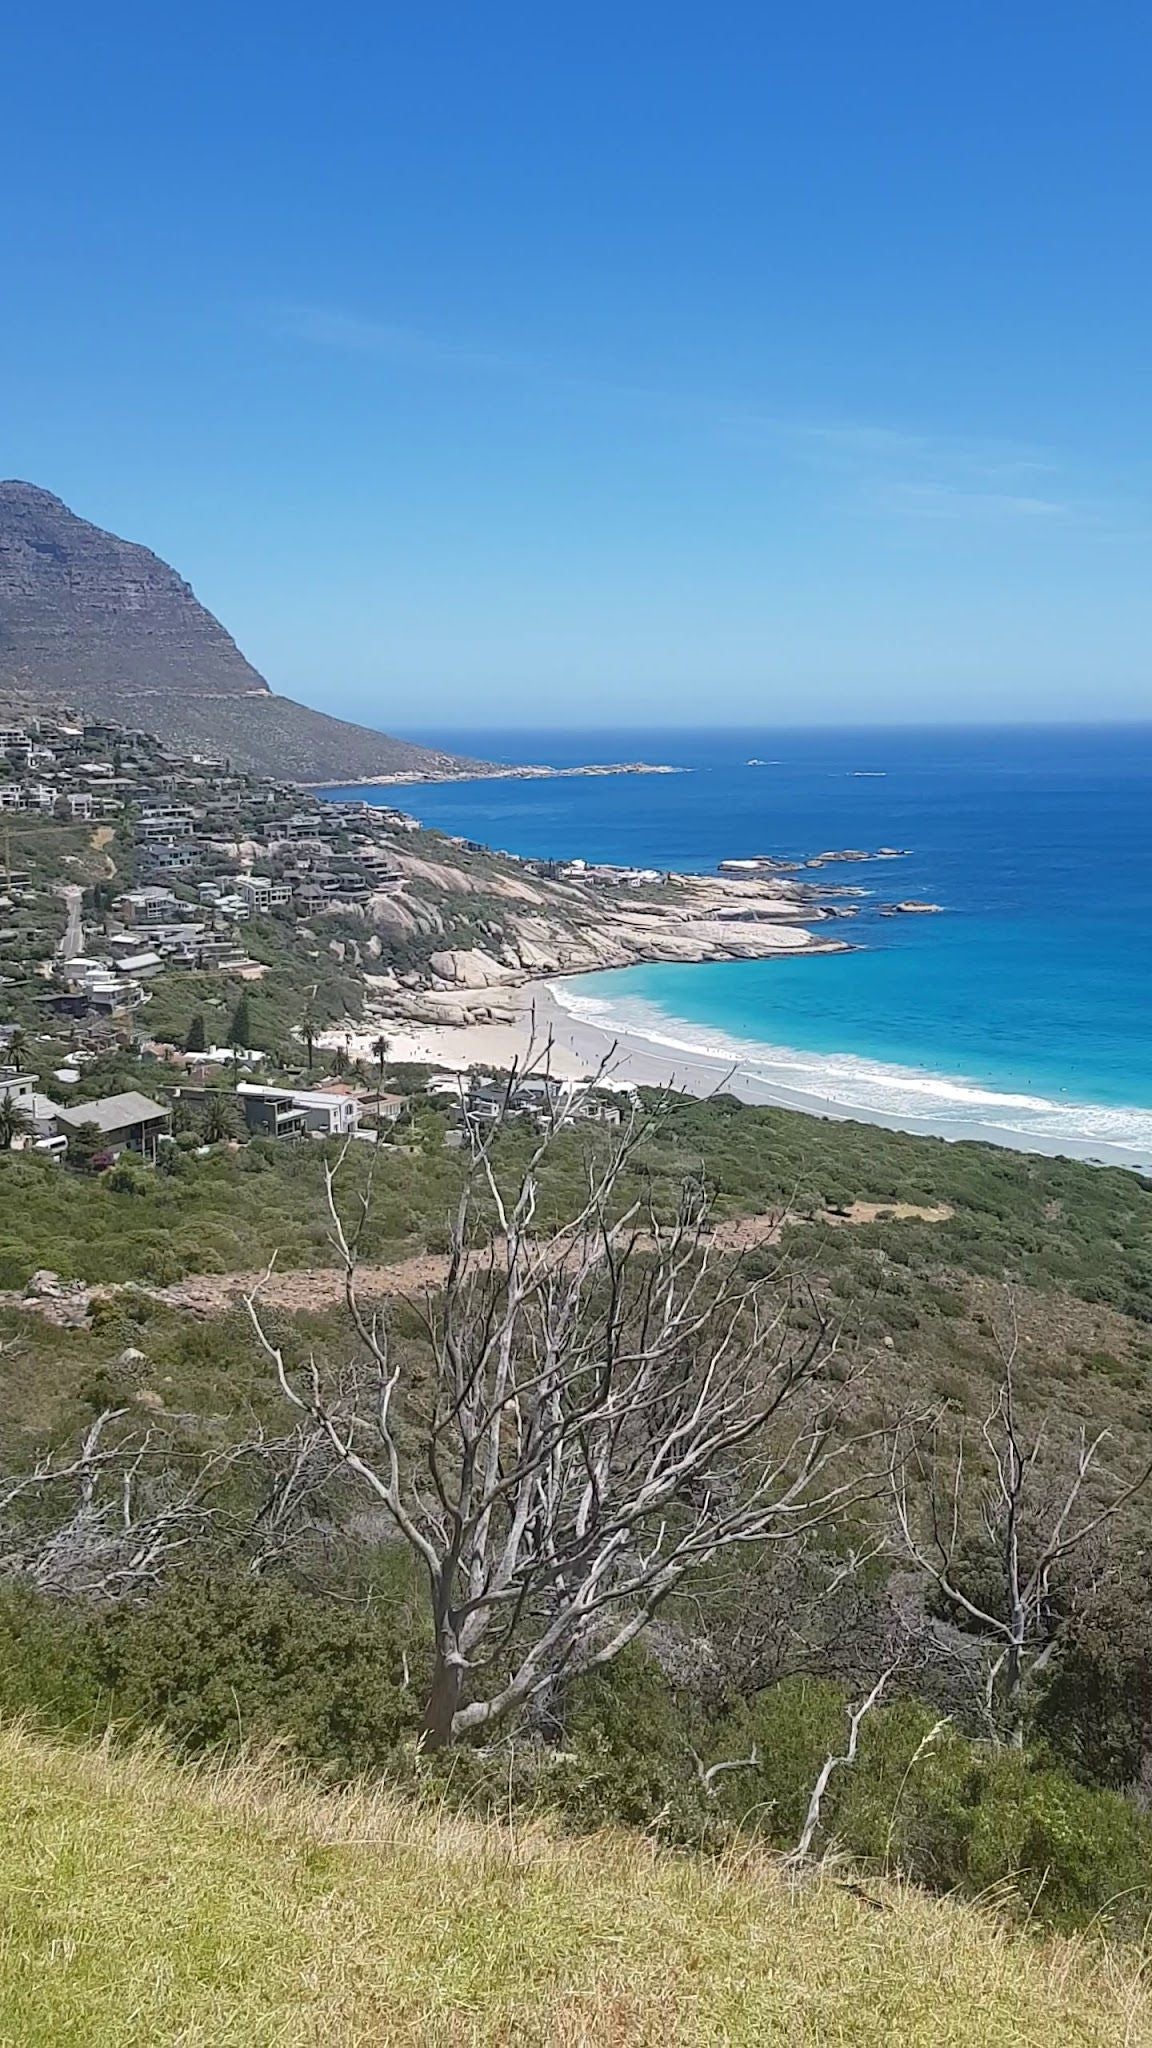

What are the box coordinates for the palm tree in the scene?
[201,1093,238,1145]
[371,1033,389,1139]
[5,1029,27,1074]
[0,1097,31,1148]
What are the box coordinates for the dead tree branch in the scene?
[890,1297,1152,1743]
[0,1410,333,1601]
[251,1074,890,1747]
[790,1663,897,1863]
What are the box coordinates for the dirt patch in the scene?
[151,1251,451,1316]
[0,1203,954,1328]
[821,1201,954,1226]
[708,1213,788,1252]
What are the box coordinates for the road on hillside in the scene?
[57,884,83,962]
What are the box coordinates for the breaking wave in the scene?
[547,979,1152,1164]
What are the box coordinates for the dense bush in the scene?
[96,1573,425,1766]
[1,1581,1150,1932]
[0,1573,426,1772]
[1033,1570,1152,1793]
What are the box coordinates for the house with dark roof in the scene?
[54,1091,171,1164]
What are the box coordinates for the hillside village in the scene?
[0,705,665,1166]
[0,700,872,1175]
[10,703,1152,2024]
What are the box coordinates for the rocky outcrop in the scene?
[375,847,851,994]
[0,482,488,782]
[428,948,520,988]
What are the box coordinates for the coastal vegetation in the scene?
[5,1722,1146,2047]
[4,1091,1152,1950]
[5,713,1152,2039]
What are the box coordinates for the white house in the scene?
[236,1082,360,1137]
[197,1045,266,1069]
[0,1070,65,1137]
[236,874,292,913]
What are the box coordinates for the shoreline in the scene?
[305,770,1152,1175]
[344,976,1152,1173]
[300,762,684,790]
[534,983,1152,1171]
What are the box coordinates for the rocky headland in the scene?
[0,482,491,784]
[332,843,855,1053]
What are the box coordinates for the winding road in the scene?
[57,884,84,963]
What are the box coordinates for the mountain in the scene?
[0,482,487,781]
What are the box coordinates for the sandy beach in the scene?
[326,978,1152,1173]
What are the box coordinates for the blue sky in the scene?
[3,2,1151,729]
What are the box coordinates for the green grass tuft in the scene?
[0,1722,1148,2045]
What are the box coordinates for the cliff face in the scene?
[0,482,485,781]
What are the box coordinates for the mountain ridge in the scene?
[0,481,488,781]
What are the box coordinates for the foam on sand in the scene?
[546,979,1152,1167]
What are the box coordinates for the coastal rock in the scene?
[805,848,910,866]
[427,948,519,988]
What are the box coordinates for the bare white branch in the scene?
[261,1081,887,1745]
[890,1293,1152,1742]
[791,1663,897,1863]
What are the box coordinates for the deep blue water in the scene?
[320,727,1152,1157]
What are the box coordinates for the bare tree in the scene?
[249,1074,890,1748]
[687,1532,898,1707]
[0,1409,228,1598]
[890,1300,1152,1744]
[790,1661,898,1863]
[0,1404,331,1601]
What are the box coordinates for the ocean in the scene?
[319,725,1152,1163]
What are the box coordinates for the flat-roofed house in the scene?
[237,875,292,913]
[54,1091,171,1164]
[236,1082,360,1137]
[237,1089,310,1140]
[115,887,177,923]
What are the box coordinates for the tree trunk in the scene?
[420,1649,463,1750]
[1003,1636,1026,1748]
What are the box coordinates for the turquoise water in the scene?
[319,726,1152,1158]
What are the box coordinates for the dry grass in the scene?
[0,1724,1149,2046]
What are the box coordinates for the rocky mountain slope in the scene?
[0,482,485,782]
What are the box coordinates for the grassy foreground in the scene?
[0,1728,1148,2046]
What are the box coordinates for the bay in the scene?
[319,725,1152,1159]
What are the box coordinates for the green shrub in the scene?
[105,1163,147,1196]
[896,1742,1152,1932]
[0,1589,106,1730]
[94,1572,427,1769]
[557,1650,714,1834]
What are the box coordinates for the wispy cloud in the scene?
[272,300,1117,531]
[876,481,1078,522]
[274,305,534,379]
